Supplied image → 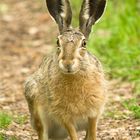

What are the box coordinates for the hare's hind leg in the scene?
[85,117,97,140]
[30,103,48,140]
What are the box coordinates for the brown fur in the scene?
[24,40,107,139]
[25,0,107,139]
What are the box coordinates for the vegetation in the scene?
[0,112,27,140]
[0,134,17,140]
[123,99,140,119]
[0,112,12,129]
[0,112,27,129]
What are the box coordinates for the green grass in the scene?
[0,134,17,140]
[123,99,140,119]
[0,112,27,139]
[0,112,28,128]
[0,112,12,129]
[104,110,124,119]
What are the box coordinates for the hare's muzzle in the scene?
[59,59,79,74]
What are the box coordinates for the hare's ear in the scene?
[79,0,106,38]
[46,0,72,34]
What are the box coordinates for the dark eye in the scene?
[56,39,61,53]
[82,39,86,48]
[56,39,60,47]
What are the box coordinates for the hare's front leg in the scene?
[85,117,97,140]
[31,104,49,140]
[64,121,78,140]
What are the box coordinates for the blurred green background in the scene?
[71,0,140,88]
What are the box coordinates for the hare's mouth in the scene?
[60,68,78,75]
[59,66,79,74]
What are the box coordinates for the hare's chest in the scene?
[48,80,100,119]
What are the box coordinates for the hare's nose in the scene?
[65,64,71,72]
[62,60,74,69]
[63,60,74,66]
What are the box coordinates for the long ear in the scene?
[46,0,72,34]
[79,0,106,38]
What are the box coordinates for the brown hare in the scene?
[24,0,107,140]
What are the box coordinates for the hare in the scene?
[24,0,107,140]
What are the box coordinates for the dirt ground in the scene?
[0,0,140,140]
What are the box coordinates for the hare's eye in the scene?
[56,40,61,52]
[82,39,87,48]
[56,39,60,47]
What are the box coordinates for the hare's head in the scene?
[46,0,106,74]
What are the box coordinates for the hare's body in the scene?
[25,0,107,140]
[25,52,106,140]
[25,52,106,119]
